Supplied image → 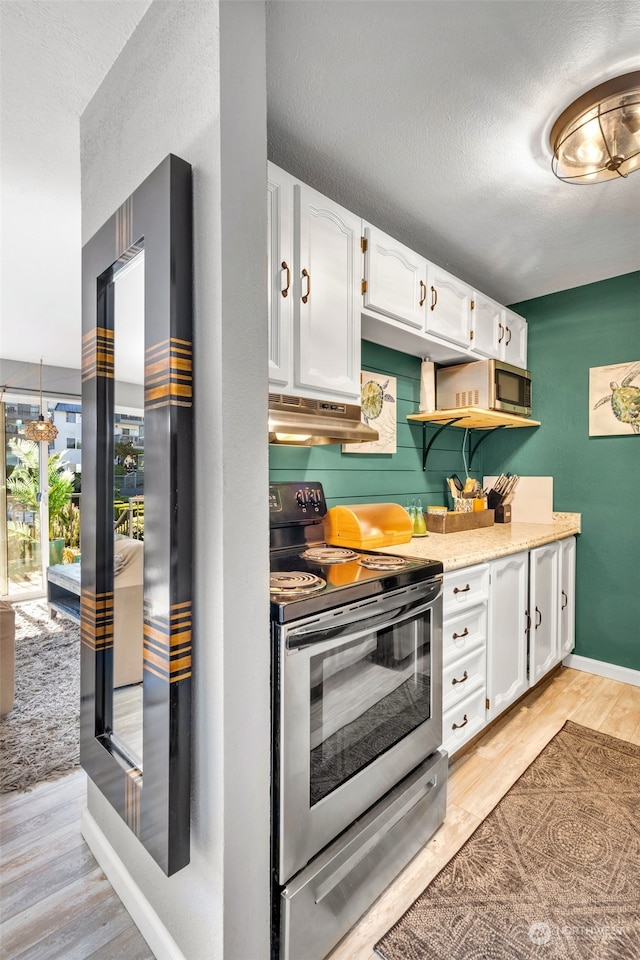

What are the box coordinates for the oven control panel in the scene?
[270,481,327,523]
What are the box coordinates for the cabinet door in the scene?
[559,537,576,659]
[267,164,293,387]
[471,292,503,358]
[502,309,528,369]
[363,224,426,329]
[529,542,560,684]
[424,262,473,348]
[295,183,362,400]
[487,552,529,720]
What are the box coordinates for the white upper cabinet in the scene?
[502,309,528,370]
[267,165,293,387]
[472,295,528,369]
[295,182,362,400]
[267,162,361,402]
[423,261,473,349]
[471,291,502,358]
[362,224,427,330]
[268,162,528,379]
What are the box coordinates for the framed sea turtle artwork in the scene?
[589,361,640,436]
[343,371,397,454]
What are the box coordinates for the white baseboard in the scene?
[563,654,640,688]
[81,808,185,960]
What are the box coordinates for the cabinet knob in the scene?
[281,261,290,298]
[452,714,469,730]
[301,268,311,304]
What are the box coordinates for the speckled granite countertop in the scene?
[377,512,581,572]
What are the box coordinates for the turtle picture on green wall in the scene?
[589,361,640,436]
[342,371,397,454]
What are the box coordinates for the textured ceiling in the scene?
[266,0,640,306]
[1,1,639,377]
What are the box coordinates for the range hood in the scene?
[268,393,379,446]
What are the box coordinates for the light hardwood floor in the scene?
[0,771,153,959]
[1,667,638,960]
[328,666,640,960]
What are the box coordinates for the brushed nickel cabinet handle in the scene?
[419,280,427,307]
[452,627,469,640]
[301,268,311,304]
[430,285,438,311]
[561,589,568,610]
[452,714,469,730]
[281,261,290,298]
[451,670,469,686]
[535,606,542,628]
[453,584,470,594]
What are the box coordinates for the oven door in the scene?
[277,578,442,884]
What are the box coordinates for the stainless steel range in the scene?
[270,482,448,960]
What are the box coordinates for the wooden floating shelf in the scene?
[407,407,540,430]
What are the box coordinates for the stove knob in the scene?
[296,489,307,507]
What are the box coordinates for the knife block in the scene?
[494,504,511,523]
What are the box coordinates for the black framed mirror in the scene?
[80,154,193,876]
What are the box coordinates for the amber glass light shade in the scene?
[24,415,58,442]
[550,72,640,183]
[25,359,59,442]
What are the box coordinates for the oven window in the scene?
[309,610,431,805]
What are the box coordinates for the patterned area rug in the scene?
[0,599,80,793]
[375,721,640,960]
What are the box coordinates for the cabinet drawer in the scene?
[442,604,487,664]
[443,645,486,711]
[442,687,487,757]
[443,565,489,616]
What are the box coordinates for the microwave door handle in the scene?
[287,597,437,652]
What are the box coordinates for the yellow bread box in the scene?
[324,503,413,550]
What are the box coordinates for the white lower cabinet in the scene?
[559,536,576,659]
[443,688,487,756]
[441,564,488,756]
[529,541,560,685]
[443,537,576,758]
[486,551,529,721]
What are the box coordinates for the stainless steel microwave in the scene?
[436,359,532,417]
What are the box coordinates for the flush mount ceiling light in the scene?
[550,71,640,183]
[24,359,58,442]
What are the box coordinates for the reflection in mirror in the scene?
[112,249,145,768]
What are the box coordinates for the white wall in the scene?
[80,3,270,958]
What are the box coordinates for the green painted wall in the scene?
[491,271,639,672]
[269,339,487,510]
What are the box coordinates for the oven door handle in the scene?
[286,595,439,652]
